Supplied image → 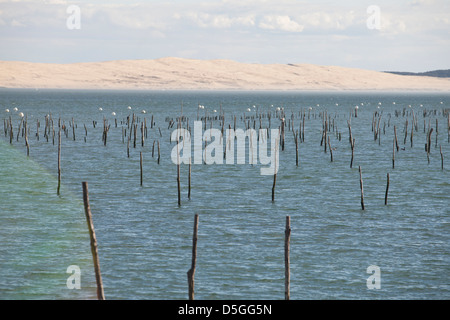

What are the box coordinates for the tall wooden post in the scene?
[359,166,365,210]
[187,214,199,300]
[285,216,291,300]
[82,182,105,300]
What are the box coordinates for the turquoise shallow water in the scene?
[0,89,449,299]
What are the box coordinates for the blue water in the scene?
[0,89,449,299]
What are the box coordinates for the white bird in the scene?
[141,110,146,114]
[276,107,281,111]
[127,106,132,110]
[112,112,116,116]
[393,102,396,105]
[213,110,217,113]
[308,107,312,110]
[18,112,24,117]
[355,106,359,109]
[5,109,9,113]
[99,107,103,111]
[247,108,251,112]
[13,107,18,112]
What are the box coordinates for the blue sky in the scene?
[0,0,449,72]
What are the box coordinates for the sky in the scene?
[0,0,449,72]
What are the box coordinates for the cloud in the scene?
[259,15,304,32]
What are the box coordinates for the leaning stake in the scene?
[187,214,199,300]
[285,216,291,300]
[82,182,105,300]
[359,166,365,210]
[385,173,390,205]
[57,126,61,195]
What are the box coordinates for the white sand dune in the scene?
[1,57,449,91]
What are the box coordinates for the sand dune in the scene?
[1,57,449,91]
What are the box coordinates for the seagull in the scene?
[5,109,9,113]
[112,112,116,116]
[127,106,132,110]
[13,107,18,112]
[99,107,103,111]
[247,108,251,112]
[141,110,146,114]
[18,112,24,118]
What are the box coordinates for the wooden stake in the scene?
[188,157,191,200]
[392,138,395,169]
[394,126,399,152]
[157,140,160,164]
[350,138,355,169]
[57,125,61,196]
[328,136,333,162]
[187,214,199,300]
[272,140,278,202]
[441,145,444,170]
[359,166,365,210]
[385,173,390,205]
[140,151,143,186]
[82,182,105,300]
[285,216,291,300]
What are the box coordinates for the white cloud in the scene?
[259,15,304,32]
[183,12,255,29]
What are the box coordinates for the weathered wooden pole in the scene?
[392,138,395,169]
[157,140,161,164]
[295,131,299,167]
[272,140,278,202]
[57,125,61,196]
[82,182,105,300]
[187,214,199,300]
[435,119,438,148]
[140,151,143,186]
[350,138,355,169]
[359,166,365,210]
[427,128,434,164]
[177,158,181,207]
[285,216,291,300]
[441,145,444,170]
[394,126,399,152]
[385,173,390,205]
[188,157,192,200]
[328,136,333,162]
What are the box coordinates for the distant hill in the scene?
[1,58,450,91]
[385,69,450,78]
